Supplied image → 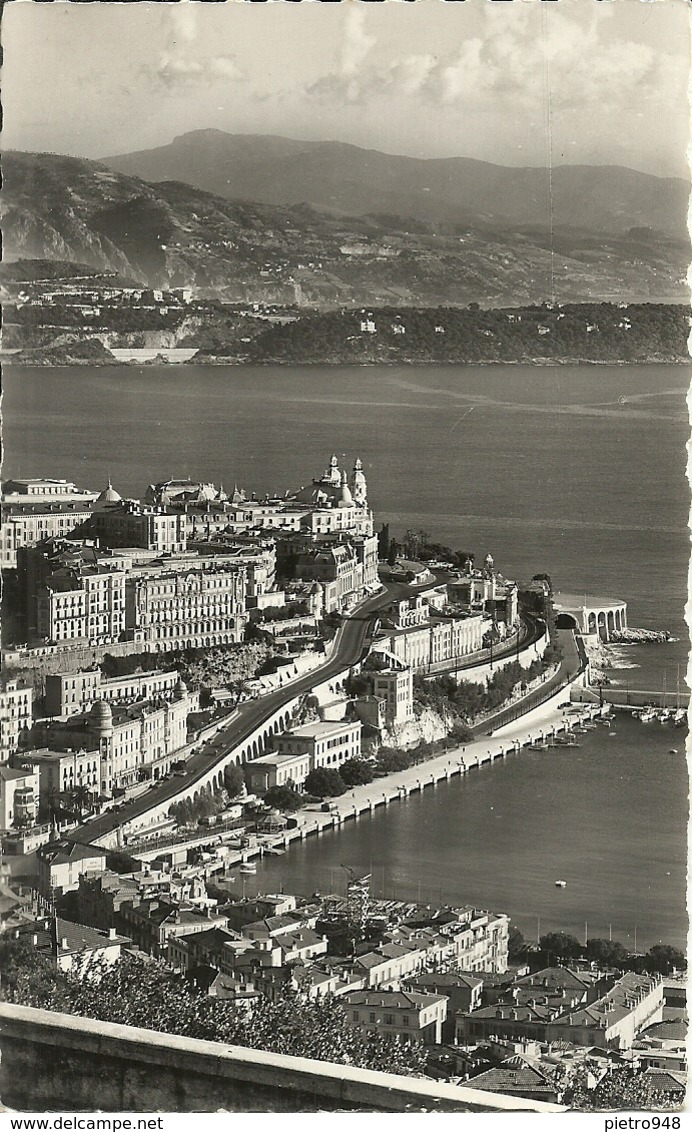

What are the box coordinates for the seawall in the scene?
[0,1003,564,1113]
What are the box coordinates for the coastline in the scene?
[216,677,603,873]
[3,357,688,369]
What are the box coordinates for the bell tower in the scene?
[351,457,368,506]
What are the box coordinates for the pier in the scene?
[130,698,613,873]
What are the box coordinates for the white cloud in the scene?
[306,8,665,114]
[149,6,242,90]
[210,57,243,81]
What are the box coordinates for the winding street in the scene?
[70,586,394,845]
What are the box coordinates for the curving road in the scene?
[71,587,395,845]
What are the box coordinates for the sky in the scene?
[3,0,690,177]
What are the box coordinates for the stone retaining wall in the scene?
[0,1003,564,1114]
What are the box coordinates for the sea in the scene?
[3,362,689,951]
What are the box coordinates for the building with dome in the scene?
[143,480,225,508]
[92,481,123,510]
[30,682,199,796]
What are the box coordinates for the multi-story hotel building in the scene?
[125,555,247,651]
[90,499,186,555]
[1,501,93,569]
[0,680,33,763]
[32,681,198,795]
[44,668,181,718]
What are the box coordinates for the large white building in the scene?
[44,668,181,719]
[0,764,40,831]
[246,719,362,794]
[125,555,247,651]
[0,680,33,763]
[31,681,198,796]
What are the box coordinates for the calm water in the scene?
[240,714,688,953]
[3,363,689,948]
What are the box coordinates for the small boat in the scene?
[555,734,580,747]
[555,880,567,888]
[239,862,257,874]
[669,748,679,755]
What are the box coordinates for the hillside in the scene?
[104,131,688,240]
[2,150,687,307]
[244,304,690,365]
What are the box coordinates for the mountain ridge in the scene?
[3,149,687,306]
[102,130,688,238]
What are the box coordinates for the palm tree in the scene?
[71,784,92,815]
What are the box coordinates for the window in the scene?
[402,1016,410,1027]
[384,1014,393,1025]
[368,1012,376,1023]
[352,1010,359,1023]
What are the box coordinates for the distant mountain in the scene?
[2,150,687,306]
[104,130,689,239]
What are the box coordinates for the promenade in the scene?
[191,676,607,874]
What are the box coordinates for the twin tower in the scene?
[320,455,368,507]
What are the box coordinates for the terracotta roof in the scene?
[641,1018,688,1042]
[468,1060,555,1096]
[54,917,129,954]
[643,1069,687,1093]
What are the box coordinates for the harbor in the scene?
[134,694,615,873]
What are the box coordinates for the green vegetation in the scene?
[304,767,347,799]
[263,785,304,812]
[248,304,689,365]
[105,851,139,875]
[0,943,426,1076]
[101,640,279,692]
[536,931,686,975]
[413,657,548,725]
[223,764,246,799]
[562,1065,681,1111]
[339,758,375,787]
[169,788,226,826]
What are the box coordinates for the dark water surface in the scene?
[240,714,688,953]
[4,363,689,949]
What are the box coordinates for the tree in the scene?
[70,785,93,816]
[539,932,583,961]
[387,538,398,567]
[508,926,528,960]
[223,764,245,799]
[643,944,686,975]
[0,937,68,1010]
[377,523,390,560]
[339,759,374,787]
[39,785,62,823]
[563,1065,681,1111]
[584,938,629,967]
[376,749,411,773]
[0,949,426,1077]
[264,785,304,812]
[304,768,347,799]
[169,797,194,826]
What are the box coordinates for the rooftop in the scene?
[283,720,358,739]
